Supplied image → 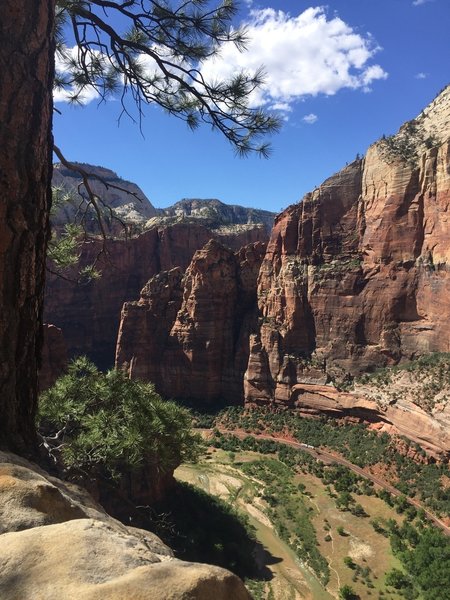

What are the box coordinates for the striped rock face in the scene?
[243,87,450,458]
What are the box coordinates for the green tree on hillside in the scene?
[400,528,450,600]
[339,584,358,600]
[38,357,202,478]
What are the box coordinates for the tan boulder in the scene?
[0,450,171,546]
[0,452,251,600]
[0,519,250,600]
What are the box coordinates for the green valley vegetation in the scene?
[38,357,202,479]
[37,359,450,596]
[175,446,334,599]
[209,432,450,600]
[239,456,330,584]
[380,518,450,600]
[214,406,450,516]
[339,584,358,600]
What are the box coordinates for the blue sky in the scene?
[54,0,450,213]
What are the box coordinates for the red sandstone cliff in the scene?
[44,222,268,369]
[47,88,450,458]
[116,240,266,404]
[243,87,450,457]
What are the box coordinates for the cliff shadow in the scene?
[142,481,279,581]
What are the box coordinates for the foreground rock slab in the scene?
[0,452,251,600]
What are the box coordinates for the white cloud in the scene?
[53,83,99,105]
[361,65,387,89]
[413,0,434,6]
[271,102,292,112]
[55,7,388,115]
[415,72,428,79]
[54,44,190,105]
[200,8,388,116]
[54,46,100,105]
[302,113,318,124]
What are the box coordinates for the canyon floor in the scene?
[176,447,408,600]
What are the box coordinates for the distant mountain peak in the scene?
[52,162,157,233]
[151,197,275,233]
[52,165,275,235]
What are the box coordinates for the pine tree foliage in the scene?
[54,0,280,156]
[47,186,101,282]
[38,357,203,478]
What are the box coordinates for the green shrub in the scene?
[339,584,358,600]
[344,556,356,569]
[392,527,450,600]
[352,503,368,517]
[38,357,202,478]
[385,568,411,590]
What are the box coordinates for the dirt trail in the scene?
[218,429,450,537]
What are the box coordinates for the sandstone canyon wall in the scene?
[116,240,266,404]
[242,87,450,457]
[46,88,450,457]
[44,222,269,370]
[245,88,450,404]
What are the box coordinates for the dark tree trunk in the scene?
[0,1,55,454]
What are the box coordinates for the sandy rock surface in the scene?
[0,451,251,600]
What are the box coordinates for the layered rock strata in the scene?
[48,89,450,458]
[243,87,450,456]
[287,383,449,459]
[148,197,275,235]
[45,223,268,370]
[0,451,251,600]
[116,240,266,404]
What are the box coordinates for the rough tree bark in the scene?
[0,1,55,453]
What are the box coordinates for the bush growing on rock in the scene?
[38,357,202,479]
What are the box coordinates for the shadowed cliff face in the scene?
[44,222,269,370]
[39,324,68,392]
[116,240,266,404]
